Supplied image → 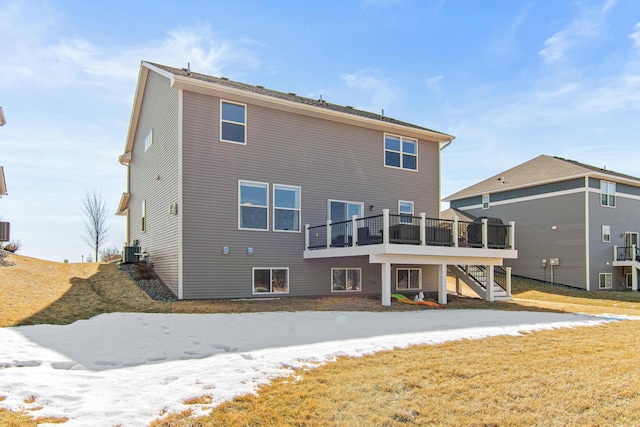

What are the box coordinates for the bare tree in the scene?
[82,190,109,262]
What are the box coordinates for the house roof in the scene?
[444,154,640,201]
[146,62,451,137]
[120,61,455,165]
[0,166,7,197]
[440,207,476,221]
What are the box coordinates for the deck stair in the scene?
[448,264,512,301]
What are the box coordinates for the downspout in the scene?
[440,137,454,151]
[584,176,590,291]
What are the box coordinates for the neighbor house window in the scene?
[598,273,612,289]
[482,194,490,210]
[331,268,362,292]
[239,180,268,230]
[253,268,289,294]
[602,225,611,243]
[141,199,146,233]
[384,134,417,170]
[399,200,414,223]
[144,129,153,151]
[601,181,616,207]
[221,100,246,144]
[397,268,421,290]
[273,184,301,232]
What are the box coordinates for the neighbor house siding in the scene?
[128,70,180,294]
[588,190,640,289]
[180,90,442,299]
[460,191,587,289]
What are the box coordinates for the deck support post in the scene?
[381,262,391,306]
[351,215,358,247]
[453,217,459,247]
[455,276,461,295]
[509,221,516,249]
[633,262,638,291]
[326,220,332,249]
[505,266,512,296]
[482,218,488,249]
[382,209,390,244]
[438,264,447,305]
[419,212,426,246]
[486,265,494,302]
[304,224,310,250]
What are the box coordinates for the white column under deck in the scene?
[486,265,494,302]
[633,261,638,292]
[438,264,448,305]
[455,276,461,295]
[505,266,512,296]
[381,262,392,306]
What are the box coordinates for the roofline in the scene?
[169,72,455,142]
[444,170,640,202]
[122,64,150,159]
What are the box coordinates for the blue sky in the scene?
[1,0,639,262]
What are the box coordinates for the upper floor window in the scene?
[273,184,301,232]
[239,180,268,230]
[384,134,417,171]
[144,129,153,151]
[221,100,246,144]
[399,200,414,223]
[482,194,490,210]
[602,225,611,243]
[601,180,616,207]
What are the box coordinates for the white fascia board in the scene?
[170,74,454,143]
[443,173,592,202]
[122,65,151,158]
[304,244,517,261]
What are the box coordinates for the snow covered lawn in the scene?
[0,310,617,426]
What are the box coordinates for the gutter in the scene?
[440,137,455,151]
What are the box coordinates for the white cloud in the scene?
[539,16,600,63]
[631,22,640,48]
[602,0,617,13]
[339,69,399,113]
[425,75,444,97]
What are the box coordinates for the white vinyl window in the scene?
[144,129,153,151]
[482,194,490,210]
[601,181,616,207]
[253,268,289,294]
[239,180,268,230]
[331,268,362,292]
[141,199,146,233]
[397,268,422,290]
[399,200,414,224]
[384,134,417,171]
[598,273,612,289]
[602,225,611,243]
[221,100,246,144]
[273,184,301,232]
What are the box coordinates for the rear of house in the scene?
[118,61,517,303]
[445,155,640,291]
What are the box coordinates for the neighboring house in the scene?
[116,61,517,305]
[444,155,640,291]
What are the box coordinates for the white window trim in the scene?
[141,199,146,233]
[598,272,612,289]
[482,194,490,210]
[396,268,422,290]
[331,268,362,292]
[144,129,153,152]
[252,267,290,295]
[624,232,639,247]
[600,180,616,208]
[220,100,247,145]
[238,180,269,231]
[383,133,418,172]
[602,225,611,243]
[327,199,364,221]
[398,200,414,215]
[273,184,301,233]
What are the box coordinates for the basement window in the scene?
[598,273,612,289]
[253,268,289,294]
[331,268,361,292]
[397,268,422,290]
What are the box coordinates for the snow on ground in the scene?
[0,310,622,426]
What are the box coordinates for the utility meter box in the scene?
[549,258,560,266]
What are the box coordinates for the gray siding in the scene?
[588,191,640,289]
[180,90,441,299]
[128,71,180,294]
[461,191,587,289]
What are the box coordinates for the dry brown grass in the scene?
[4,252,640,426]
